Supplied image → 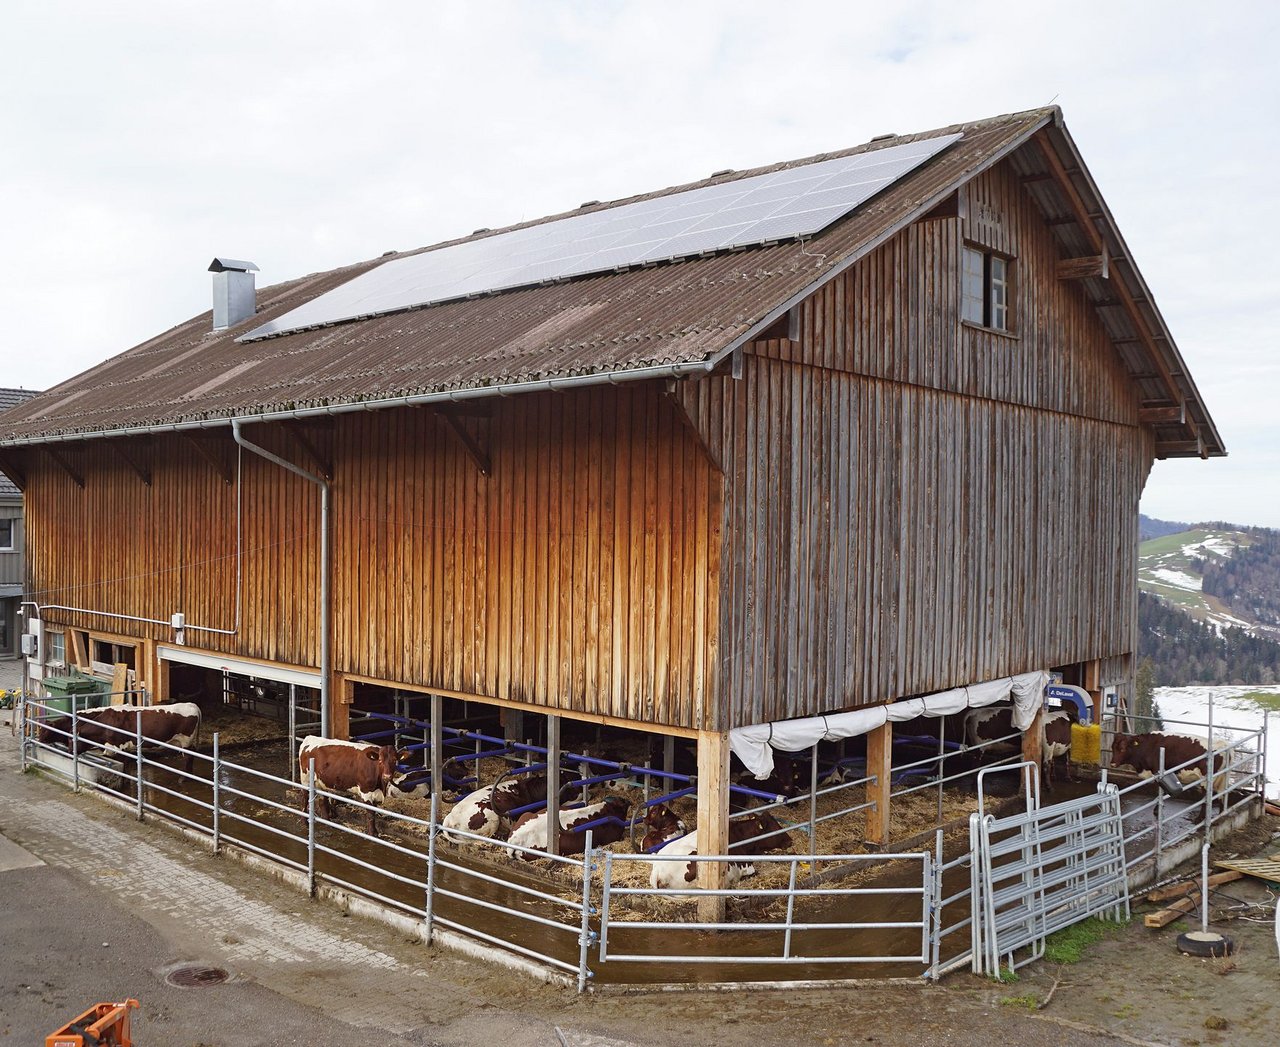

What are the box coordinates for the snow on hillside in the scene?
[1150,567,1201,591]
[1139,526,1264,637]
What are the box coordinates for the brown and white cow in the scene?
[649,810,792,889]
[39,702,202,772]
[507,795,631,859]
[964,704,1076,787]
[1110,732,1226,792]
[298,736,404,835]
[439,773,563,842]
[639,803,686,853]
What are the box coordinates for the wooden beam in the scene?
[181,434,234,485]
[1144,893,1199,928]
[1056,250,1109,281]
[664,385,723,473]
[436,410,491,477]
[696,730,730,922]
[1022,705,1045,796]
[331,673,352,740]
[69,629,87,671]
[865,721,892,846]
[1156,438,1208,459]
[0,449,27,492]
[46,447,85,489]
[1139,403,1186,425]
[115,441,152,486]
[111,663,128,704]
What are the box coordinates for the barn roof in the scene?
[0,388,38,496]
[0,107,1223,459]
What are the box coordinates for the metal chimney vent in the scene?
[208,257,259,331]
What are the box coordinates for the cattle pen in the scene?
[17,693,1268,990]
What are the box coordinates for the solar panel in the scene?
[240,132,961,341]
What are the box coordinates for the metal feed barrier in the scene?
[15,695,1270,988]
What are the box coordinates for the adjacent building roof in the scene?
[0,107,1223,458]
[0,388,39,496]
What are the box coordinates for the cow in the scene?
[507,795,631,859]
[298,736,404,835]
[649,810,792,889]
[639,803,686,853]
[963,704,1076,789]
[439,772,565,842]
[1110,732,1226,793]
[732,752,810,807]
[39,702,202,773]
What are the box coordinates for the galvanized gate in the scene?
[967,773,1129,977]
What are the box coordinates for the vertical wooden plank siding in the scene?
[22,385,722,731]
[685,157,1152,728]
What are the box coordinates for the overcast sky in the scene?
[3,1,1277,527]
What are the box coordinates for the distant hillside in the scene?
[1139,513,1190,541]
[1138,518,1280,684]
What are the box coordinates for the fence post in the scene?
[288,684,298,783]
[424,788,438,944]
[135,708,144,821]
[72,703,80,793]
[1154,747,1165,878]
[212,731,221,854]
[18,694,27,772]
[783,857,799,959]
[306,762,318,897]
[930,828,944,979]
[1204,694,1215,840]
[577,831,595,994]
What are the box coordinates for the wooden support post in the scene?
[502,707,525,745]
[330,675,351,740]
[546,714,561,856]
[865,721,892,847]
[696,730,730,922]
[430,694,443,801]
[69,629,88,671]
[111,663,128,705]
[1022,703,1045,795]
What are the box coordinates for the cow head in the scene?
[37,716,72,748]
[601,795,631,821]
[366,744,401,792]
[1110,733,1138,767]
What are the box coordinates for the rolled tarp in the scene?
[729,669,1049,779]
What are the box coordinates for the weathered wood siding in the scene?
[23,385,721,730]
[679,157,1154,727]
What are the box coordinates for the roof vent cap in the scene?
[208,258,259,331]
[869,133,897,142]
[710,168,735,178]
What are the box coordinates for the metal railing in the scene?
[598,851,933,967]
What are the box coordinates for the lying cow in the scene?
[440,772,567,842]
[649,810,792,889]
[639,803,686,853]
[39,702,202,772]
[1110,732,1225,792]
[298,736,405,835]
[507,795,631,859]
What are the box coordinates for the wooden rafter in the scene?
[46,446,85,489]
[1034,130,1185,410]
[1139,403,1186,425]
[664,382,723,473]
[115,440,152,486]
[435,408,491,477]
[1056,248,1109,281]
[181,433,234,485]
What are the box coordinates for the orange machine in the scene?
[46,999,139,1047]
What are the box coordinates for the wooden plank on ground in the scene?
[1214,858,1280,885]
[1146,870,1241,903]
[1144,894,1199,928]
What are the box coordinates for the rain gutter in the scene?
[230,418,331,739]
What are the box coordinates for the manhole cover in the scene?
[165,964,229,988]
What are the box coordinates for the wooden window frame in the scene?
[960,243,1016,335]
[0,518,14,551]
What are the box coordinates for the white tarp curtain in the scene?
[729,669,1049,779]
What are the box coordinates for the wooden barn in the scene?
[0,106,1222,881]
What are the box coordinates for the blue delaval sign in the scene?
[1046,684,1094,724]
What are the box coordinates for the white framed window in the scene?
[961,245,1013,332]
[0,518,14,551]
[47,630,66,666]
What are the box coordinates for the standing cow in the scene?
[1110,732,1225,793]
[298,736,405,835]
[39,702,202,772]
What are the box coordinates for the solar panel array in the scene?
[241,132,962,341]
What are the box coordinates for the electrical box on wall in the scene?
[20,633,37,657]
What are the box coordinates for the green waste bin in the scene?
[41,671,110,714]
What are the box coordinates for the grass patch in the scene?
[995,967,1020,984]
[1043,916,1129,964]
[1000,994,1038,1010]
[1236,690,1280,712]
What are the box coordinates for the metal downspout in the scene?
[230,419,331,738]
